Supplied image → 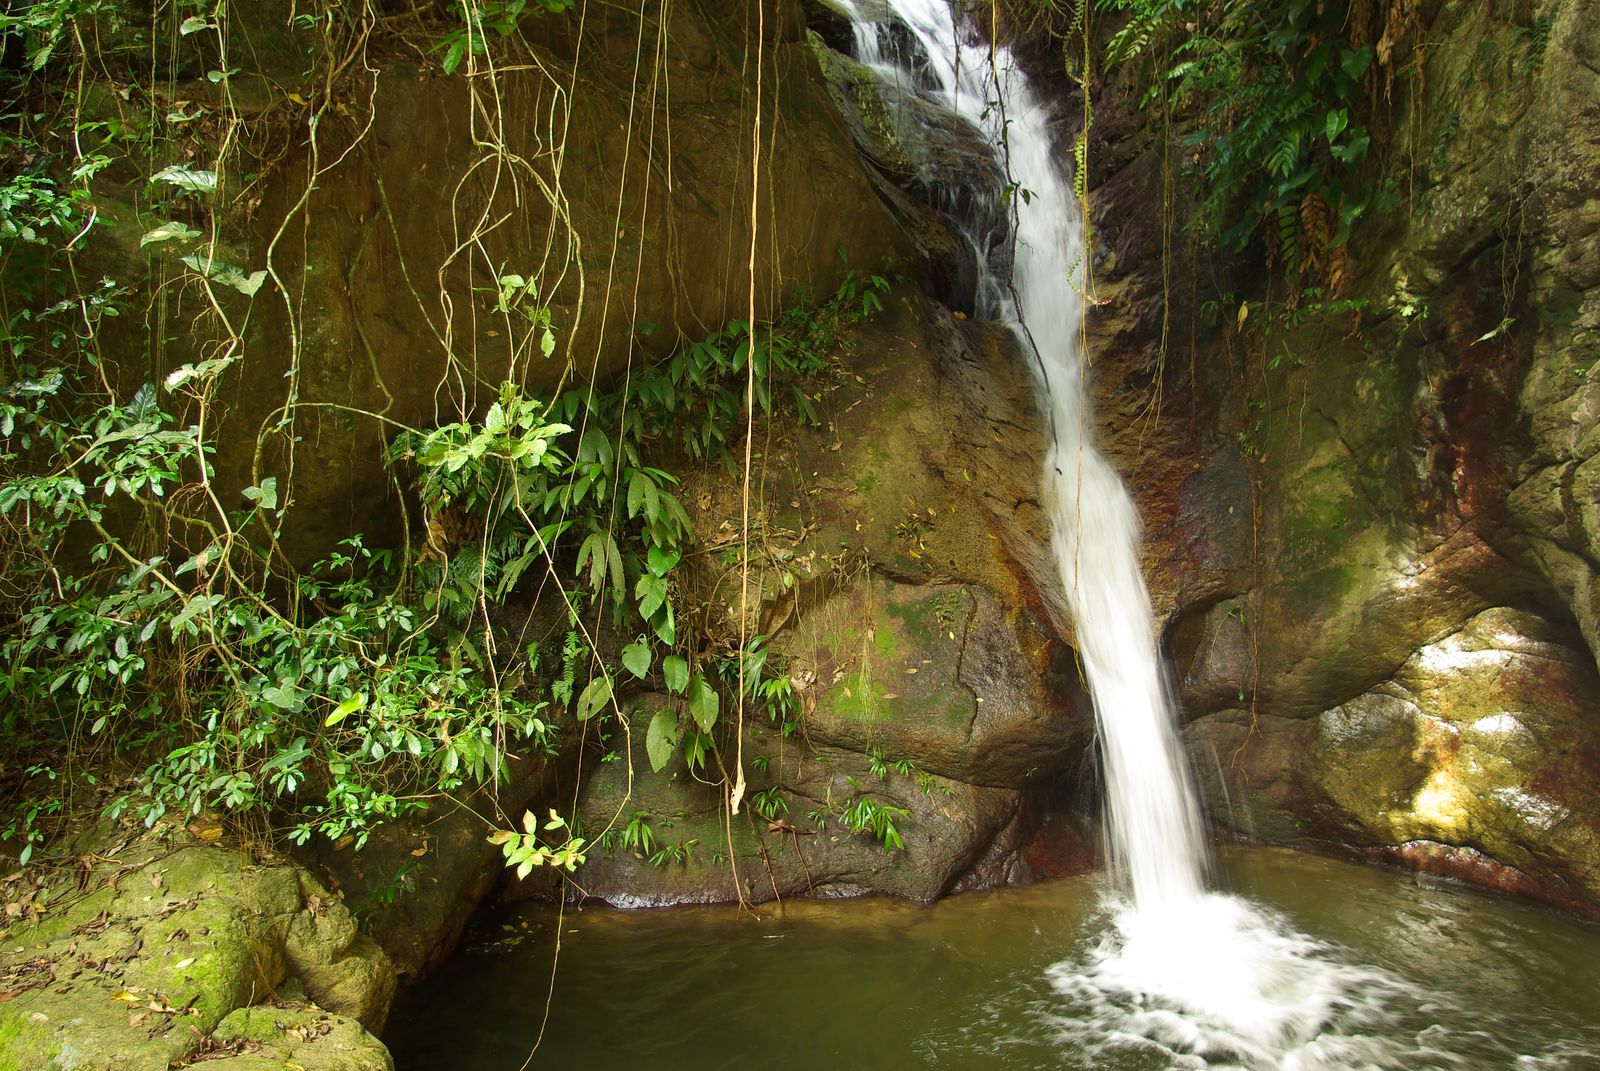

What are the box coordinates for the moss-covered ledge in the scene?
[0,823,394,1071]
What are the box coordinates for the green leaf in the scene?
[662,655,689,695]
[635,573,667,620]
[1340,46,1372,82]
[688,673,718,733]
[626,470,657,520]
[621,639,652,679]
[241,477,278,511]
[646,709,681,772]
[1324,108,1348,142]
[576,675,612,721]
[141,221,203,247]
[646,545,681,577]
[181,255,268,297]
[442,35,468,74]
[652,601,675,646]
[326,692,366,727]
[151,165,218,195]
[179,16,214,34]
[262,682,304,711]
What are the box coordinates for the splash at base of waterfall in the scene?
[1043,892,1430,1071]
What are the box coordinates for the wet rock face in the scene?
[1115,0,1600,912]
[122,0,911,565]
[784,575,1086,788]
[1188,609,1600,914]
[533,711,1029,908]
[504,292,1093,908]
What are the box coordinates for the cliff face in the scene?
[79,0,909,559]
[22,0,1600,955]
[1141,0,1600,913]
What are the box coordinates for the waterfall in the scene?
[840,0,1206,915]
[837,4,1404,1067]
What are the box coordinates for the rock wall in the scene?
[526,0,1600,917]
[510,293,1096,908]
[85,0,909,560]
[1152,0,1600,914]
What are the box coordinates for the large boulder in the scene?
[0,825,394,1070]
[1187,608,1600,914]
[497,292,1101,908]
[782,574,1085,787]
[673,293,1097,786]
[305,742,575,983]
[532,703,1029,907]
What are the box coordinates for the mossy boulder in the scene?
[517,700,1029,907]
[201,1003,393,1071]
[781,574,1088,786]
[0,825,395,1070]
[1190,609,1600,913]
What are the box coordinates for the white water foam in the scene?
[835,3,1437,1067]
[1044,893,1435,1070]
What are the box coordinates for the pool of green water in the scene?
[386,846,1600,1070]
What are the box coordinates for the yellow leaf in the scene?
[112,989,143,1003]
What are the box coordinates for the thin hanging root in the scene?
[730,0,767,822]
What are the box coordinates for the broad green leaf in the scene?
[179,16,214,34]
[262,682,304,711]
[1324,108,1348,143]
[662,655,689,695]
[325,692,366,727]
[621,638,652,680]
[646,709,681,772]
[688,673,718,733]
[141,221,203,247]
[652,601,675,646]
[151,165,218,195]
[241,477,278,511]
[181,254,268,296]
[647,545,681,577]
[635,573,667,620]
[576,675,612,721]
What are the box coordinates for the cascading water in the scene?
[837,3,1427,1067]
[842,0,1206,917]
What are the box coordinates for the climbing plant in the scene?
[0,0,891,882]
[1100,0,1409,294]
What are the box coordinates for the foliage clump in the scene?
[0,0,892,877]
